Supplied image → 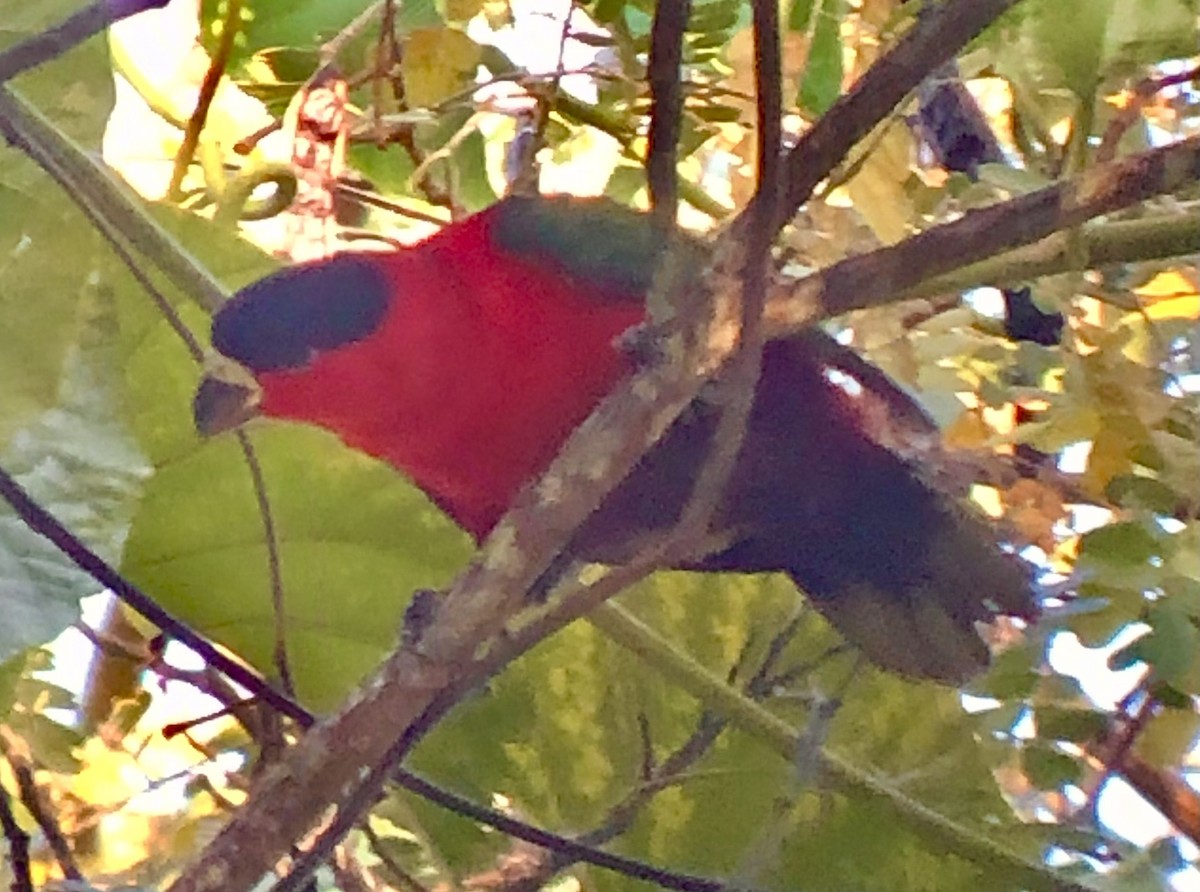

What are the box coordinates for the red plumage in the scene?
[195,196,1035,684]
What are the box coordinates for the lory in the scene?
[193,195,1035,684]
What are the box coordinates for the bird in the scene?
[193,194,1035,684]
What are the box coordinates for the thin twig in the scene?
[360,821,431,892]
[0,0,170,84]
[319,0,386,71]
[673,0,780,538]
[237,431,295,697]
[333,183,451,226]
[646,0,691,225]
[745,0,1024,236]
[506,604,808,891]
[377,775,733,892]
[0,86,227,312]
[0,779,34,892]
[1096,64,1200,164]
[0,729,84,882]
[167,0,244,200]
[0,466,308,726]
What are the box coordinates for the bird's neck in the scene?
[259,211,645,538]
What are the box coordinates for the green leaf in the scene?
[1021,744,1083,789]
[964,643,1041,701]
[122,425,471,710]
[0,183,86,441]
[590,0,628,25]
[798,0,844,116]
[409,573,1058,891]
[450,129,499,213]
[1134,707,1200,769]
[205,0,394,71]
[401,28,483,109]
[8,711,83,773]
[1034,706,1108,743]
[0,309,148,662]
[1105,475,1181,515]
[688,0,742,34]
[788,0,817,32]
[1104,0,1200,73]
[1110,603,1199,687]
[1080,521,1161,567]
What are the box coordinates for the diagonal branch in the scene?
[0,86,227,312]
[0,777,34,892]
[743,0,1024,236]
[159,12,1200,892]
[0,0,170,85]
[0,729,85,883]
[760,135,1200,332]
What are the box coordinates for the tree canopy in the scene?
[0,1,1198,891]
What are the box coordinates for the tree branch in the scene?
[0,729,84,883]
[646,0,691,224]
[0,465,307,726]
[0,86,227,312]
[746,0,1025,235]
[161,36,1200,892]
[0,0,170,85]
[0,777,34,892]
[761,136,1200,332]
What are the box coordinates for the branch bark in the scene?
[746,0,1025,234]
[761,136,1200,332]
[160,5,1197,891]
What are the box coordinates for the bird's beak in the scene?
[194,358,262,437]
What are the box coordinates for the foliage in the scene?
[0,0,1198,890]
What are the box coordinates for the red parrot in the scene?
[193,195,1035,684]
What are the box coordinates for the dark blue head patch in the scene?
[212,254,392,372]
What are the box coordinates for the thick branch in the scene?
[887,212,1200,306]
[762,136,1200,331]
[745,0,1024,234]
[165,333,723,892]
[163,93,1200,892]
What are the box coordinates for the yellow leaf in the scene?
[1083,425,1135,496]
[970,484,1004,518]
[1168,525,1200,581]
[444,0,485,22]
[843,123,915,245]
[1143,293,1200,321]
[1135,269,1197,299]
[1135,269,1200,320]
[1004,479,1066,552]
[945,408,991,448]
[1049,534,1080,573]
[982,402,1018,437]
[1015,404,1101,452]
[402,28,482,108]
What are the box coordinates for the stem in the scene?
[167,0,243,200]
[0,86,227,312]
[587,603,1095,892]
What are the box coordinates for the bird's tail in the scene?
[790,549,1036,685]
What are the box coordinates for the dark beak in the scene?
[194,372,261,436]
